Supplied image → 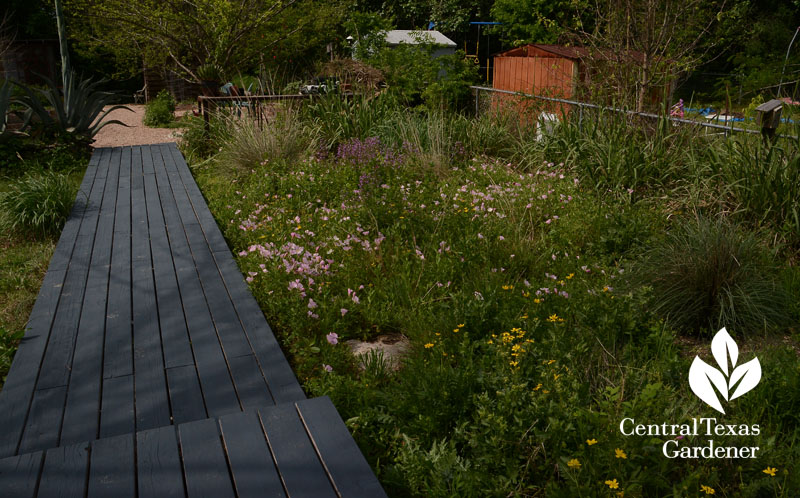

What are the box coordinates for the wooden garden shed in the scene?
[492,43,672,113]
[492,44,584,100]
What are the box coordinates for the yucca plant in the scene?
[15,71,131,140]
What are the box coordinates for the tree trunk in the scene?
[637,57,649,112]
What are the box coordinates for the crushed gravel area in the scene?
[91,104,190,148]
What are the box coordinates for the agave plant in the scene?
[0,79,28,142]
[16,70,131,140]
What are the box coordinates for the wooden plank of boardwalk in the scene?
[0,143,386,497]
[0,143,305,457]
[0,397,387,498]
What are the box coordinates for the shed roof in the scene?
[494,44,647,64]
[384,30,457,48]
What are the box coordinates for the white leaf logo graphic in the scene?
[688,328,761,414]
[729,358,761,400]
[711,327,737,376]
[689,357,728,413]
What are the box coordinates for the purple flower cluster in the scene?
[336,137,404,167]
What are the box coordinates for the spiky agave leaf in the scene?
[14,71,132,139]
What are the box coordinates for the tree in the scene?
[577,0,730,111]
[491,0,590,45]
[64,0,344,82]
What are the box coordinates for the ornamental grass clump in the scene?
[632,216,791,335]
[219,108,314,171]
[0,171,76,237]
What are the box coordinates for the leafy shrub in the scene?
[143,89,176,127]
[421,51,479,112]
[631,216,791,335]
[0,171,76,236]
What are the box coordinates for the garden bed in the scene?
[188,102,799,497]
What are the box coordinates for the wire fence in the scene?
[470,85,799,141]
[197,94,312,130]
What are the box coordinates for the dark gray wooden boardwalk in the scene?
[0,144,386,498]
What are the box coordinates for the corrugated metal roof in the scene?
[384,30,457,48]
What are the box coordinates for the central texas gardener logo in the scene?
[688,328,762,414]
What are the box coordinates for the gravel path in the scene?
[92,104,189,148]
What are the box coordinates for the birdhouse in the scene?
[755,99,783,130]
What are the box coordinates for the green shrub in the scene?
[631,216,791,335]
[0,171,77,236]
[144,90,176,127]
[421,51,479,112]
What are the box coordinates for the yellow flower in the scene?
[605,479,619,489]
[567,458,581,469]
[566,273,574,279]
[509,361,519,367]
[700,484,715,495]
[458,323,465,328]
[453,328,460,332]
[502,285,514,290]
[533,298,542,304]
[424,343,434,349]
[614,448,627,459]
[547,313,559,322]
[533,383,543,391]
[762,467,777,477]
[586,438,598,445]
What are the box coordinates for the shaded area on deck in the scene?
[0,144,385,498]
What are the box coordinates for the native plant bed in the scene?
[189,104,800,497]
